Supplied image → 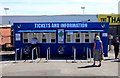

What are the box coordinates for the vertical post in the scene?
[72,47,77,63]
[46,48,48,62]
[20,48,22,60]
[36,47,38,58]
[32,48,34,62]
[74,48,76,62]
[39,47,40,58]
[15,48,19,63]
[4,8,9,15]
[49,47,50,59]
[87,47,88,60]
[89,48,92,62]
[81,6,85,14]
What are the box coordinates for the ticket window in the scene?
[29,33,36,43]
[75,33,81,43]
[85,33,90,43]
[32,33,42,43]
[80,32,100,43]
[85,32,100,43]
[42,33,53,43]
[66,33,71,43]
[66,32,81,43]
[41,32,56,43]
[23,33,41,43]
[51,32,56,43]
[94,33,100,40]
[33,33,52,43]
[66,32,74,43]
[23,33,29,43]
[80,32,94,43]
[42,33,47,43]
[95,33,100,37]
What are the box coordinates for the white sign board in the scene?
[58,29,64,43]
[102,33,108,37]
[15,33,21,41]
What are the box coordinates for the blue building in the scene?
[13,22,109,59]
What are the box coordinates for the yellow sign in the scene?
[98,14,120,25]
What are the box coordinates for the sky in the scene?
[0,0,120,15]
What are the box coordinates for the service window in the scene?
[28,33,40,43]
[51,33,56,43]
[94,33,100,40]
[85,33,89,43]
[75,33,80,43]
[42,33,46,43]
[66,33,71,43]
[23,33,29,43]
[66,32,75,43]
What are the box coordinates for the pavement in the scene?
[0,47,120,77]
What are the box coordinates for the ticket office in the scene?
[14,22,109,58]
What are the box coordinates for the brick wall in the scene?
[0,27,11,45]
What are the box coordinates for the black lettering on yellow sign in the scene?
[100,16,120,24]
[107,16,111,22]
[111,17,116,23]
[100,18,106,22]
[117,17,120,23]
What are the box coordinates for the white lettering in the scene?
[34,23,87,28]
[34,23,50,28]
[60,24,66,28]
[51,24,59,28]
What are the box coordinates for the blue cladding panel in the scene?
[13,22,109,29]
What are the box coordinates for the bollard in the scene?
[46,47,50,62]
[39,47,41,59]
[32,47,36,62]
[72,47,77,63]
[87,47,88,60]
[46,48,49,62]
[20,48,22,60]
[36,47,38,58]
[89,48,92,62]
[15,48,19,63]
[49,47,50,59]
[74,48,76,62]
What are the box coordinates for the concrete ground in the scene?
[0,47,119,76]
